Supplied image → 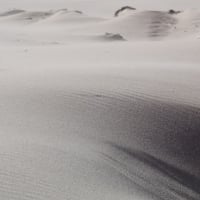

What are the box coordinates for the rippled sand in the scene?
[0,5,200,200]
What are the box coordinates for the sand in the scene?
[0,1,200,200]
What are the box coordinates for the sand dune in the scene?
[41,9,104,25]
[0,3,200,200]
[85,9,200,40]
[1,40,200,199]
[0,8,200,44]
[0,9,53,24]
[92,10,178,40]
[0,9,104,25]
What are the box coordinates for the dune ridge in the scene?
[0,8,200,42]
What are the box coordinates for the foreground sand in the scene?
[0,7,200,200]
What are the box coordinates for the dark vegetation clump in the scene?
[114,6,136,17]
[74,10,83,14]
[168,9,181,15]
[104,33,126,41]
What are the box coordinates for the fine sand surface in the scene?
[0,2,200,200]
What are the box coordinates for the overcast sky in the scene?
[0,0,199,16]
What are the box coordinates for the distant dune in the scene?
[0,8,200,43]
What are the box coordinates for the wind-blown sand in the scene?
[0,2,200,200]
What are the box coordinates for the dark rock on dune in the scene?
[74,10,83,14]
[96,33,126,42]
[104,32,126,41]
[168,9,181,15]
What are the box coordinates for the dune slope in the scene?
[0,6,200,200]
